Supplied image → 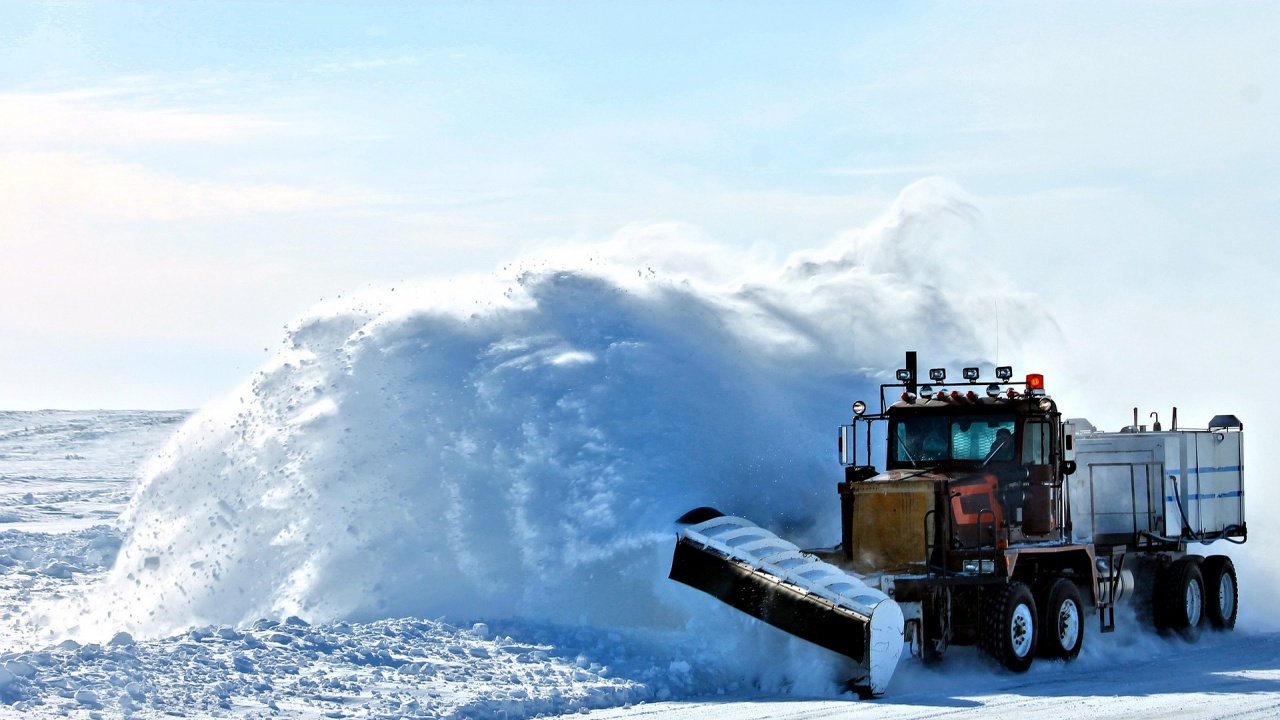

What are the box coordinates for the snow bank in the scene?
[88,179,1049,641]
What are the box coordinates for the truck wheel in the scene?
[1202,555,1238,630]
[1155,556,1204,639]
[981,581,1037,672]
[1036,578,1084,660]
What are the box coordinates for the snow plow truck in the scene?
[670,351,1245,697]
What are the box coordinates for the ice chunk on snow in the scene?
[4,660,35,678]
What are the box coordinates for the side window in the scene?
[1022,421,1051,466]
[892,422,910,463]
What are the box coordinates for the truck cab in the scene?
[835,355,1097,667]
[839,361,1073,573]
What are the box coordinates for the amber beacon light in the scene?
[1026,373,1045,395]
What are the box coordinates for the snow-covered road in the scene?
[594,633,1280,720]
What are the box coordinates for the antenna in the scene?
[994,300,1000,365]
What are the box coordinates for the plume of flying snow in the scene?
[79,179,1053,647]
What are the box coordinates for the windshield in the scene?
[891,413,1016,466]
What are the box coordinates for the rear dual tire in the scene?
[1202,555,1238,631]
[1152,554,1237,638]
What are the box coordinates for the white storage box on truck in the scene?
[1070,417,1244,547]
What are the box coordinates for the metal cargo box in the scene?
[1067,424,1243,547]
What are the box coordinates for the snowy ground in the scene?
[2,410,1280,719]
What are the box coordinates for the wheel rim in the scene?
[1010,603,1034,658]
[1219,574,1235,618]
[1186,577,1203,626]
[1057,598,1080,650]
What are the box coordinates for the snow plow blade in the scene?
[669,512,904,696]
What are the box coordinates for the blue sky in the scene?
[1,2,1277,409]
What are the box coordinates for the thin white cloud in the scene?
[319,56,418,73]
[819,166,938,178]
[0,83,407,227]
[0,151,395,223]
[0,90,292,148]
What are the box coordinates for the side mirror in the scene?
[1060,460,1077,477]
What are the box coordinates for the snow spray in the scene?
[89,179,1052,646]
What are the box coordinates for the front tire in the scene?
[981,581,1037,672]
[1036,578,1084,660]
[1202,555,1238,630]
[1155,556,1204,640]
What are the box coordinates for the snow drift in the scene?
[91,179,1051,639]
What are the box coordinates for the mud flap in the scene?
[669,515,905,696]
